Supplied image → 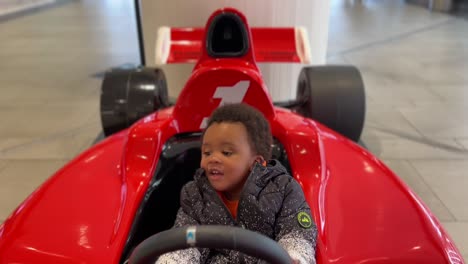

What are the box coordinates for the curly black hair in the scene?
[205,103,272,160]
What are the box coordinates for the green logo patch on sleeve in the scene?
[297,211,312,229]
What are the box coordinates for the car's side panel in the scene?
[315,126,449,263]
[112,108,178,262]
[0,132,127,263]
[273,108,461,264]
[0,109,177,263]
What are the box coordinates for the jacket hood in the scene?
[253,159,289,186]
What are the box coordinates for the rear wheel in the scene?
[295,65,365,142]
[100,67,169,136]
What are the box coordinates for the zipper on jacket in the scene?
[201,164,264,228]
[232,163,263,229]
[214,190,241,225]
[194,171,236,225]
[235,162,263,222]
[209,183,246,228]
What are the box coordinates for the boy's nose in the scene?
[208,154,222,163]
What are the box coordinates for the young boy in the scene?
[156,103,317,264]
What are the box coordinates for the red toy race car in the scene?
[0,7,464,264]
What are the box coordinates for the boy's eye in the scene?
[222,151,233,156]
[202,151,211,156]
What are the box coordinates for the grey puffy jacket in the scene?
[156,160,317,264]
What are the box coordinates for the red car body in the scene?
[0,8,464,264]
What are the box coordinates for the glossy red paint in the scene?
[0,7,464,264]
[164,27,302,63]
[272,109,463,263]
[165,28,204,63]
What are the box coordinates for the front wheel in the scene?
[100,67,169,137]
[295,65,366,142]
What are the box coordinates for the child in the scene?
[156,103,317,264]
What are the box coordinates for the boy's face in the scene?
[201,122,260,200]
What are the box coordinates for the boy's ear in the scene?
[255,156,264,163]
[254,155,266,167]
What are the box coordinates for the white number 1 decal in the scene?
[199,80,250,129]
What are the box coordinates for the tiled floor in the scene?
[0,0,467,261]
[0,0,139,221]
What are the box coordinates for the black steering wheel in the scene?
[128,225,293,264]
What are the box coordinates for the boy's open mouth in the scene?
[208,168,224,179]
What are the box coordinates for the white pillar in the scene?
[141,0,330,101]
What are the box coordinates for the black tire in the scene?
[100,67,169,137]
[295,65,365,142]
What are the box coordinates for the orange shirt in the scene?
[218,192,239,219]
